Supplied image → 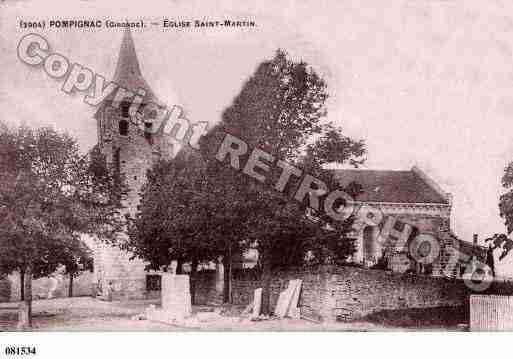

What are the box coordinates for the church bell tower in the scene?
[92,28,173,298]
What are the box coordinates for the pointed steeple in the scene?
[112,27,157,101]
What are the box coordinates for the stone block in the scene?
[251,288,262,319]
[161,274,192,315]
[146,275,193,325]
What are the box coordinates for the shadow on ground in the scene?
[360,306,468,330]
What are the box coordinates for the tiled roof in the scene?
[332,168,449,204]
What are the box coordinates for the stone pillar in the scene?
[215,259,224,294]
[146,274,192,324]
[161,274,192,319]
[17,302,29,330]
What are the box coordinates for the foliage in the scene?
[128,49,366,313]
[199,49,366,268]
[0,122,124,324]
[484,233,513,261]
[126,152,223,271]
[499,162,513,234]
[495,162,513,260]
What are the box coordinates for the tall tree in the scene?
[199,50,366,314]
[0,123,124,327]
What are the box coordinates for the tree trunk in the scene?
[190,259,198,305]
[23,266,33,328]
[68,275,74,298]
[176,259,184,275]
[260,254,272,316]
[222,254,232,304]
[19,270,25,301]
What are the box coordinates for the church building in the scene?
[90,29,485,299]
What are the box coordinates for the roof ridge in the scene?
[332,167,450,204]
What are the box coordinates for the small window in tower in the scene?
[144,122,153,144]
[119,119,129,136]
[121,101,131,118]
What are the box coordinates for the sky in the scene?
[2,0,513,275]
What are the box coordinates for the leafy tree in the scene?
[0,123,124,327]
[127,49,366,313]
[494,163,513,262]
[499,162,513,234]
[125,149,245,304]
[484,233,513,262]
[199,49,366,314]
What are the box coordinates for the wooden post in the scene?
[19,270,25,301]
[69,275,74,298]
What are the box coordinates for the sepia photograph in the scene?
[1,1,513,355]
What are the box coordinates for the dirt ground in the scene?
[0,297,465,331]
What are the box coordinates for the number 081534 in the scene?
[4,346,36,356]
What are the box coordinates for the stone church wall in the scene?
[358,212,453,275]
[94,103,164,299]
[92,240,147,300]
[195,265,468,322]
[391,213,445,233]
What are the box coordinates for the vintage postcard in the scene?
[2,0,513,345]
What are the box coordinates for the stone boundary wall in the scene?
[196,265,469,322]
[324,266,467,321]
[193,270,220,305]
[230,268,328,321]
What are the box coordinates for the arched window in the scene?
[119,119,129,136]
[144,122,153,144]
